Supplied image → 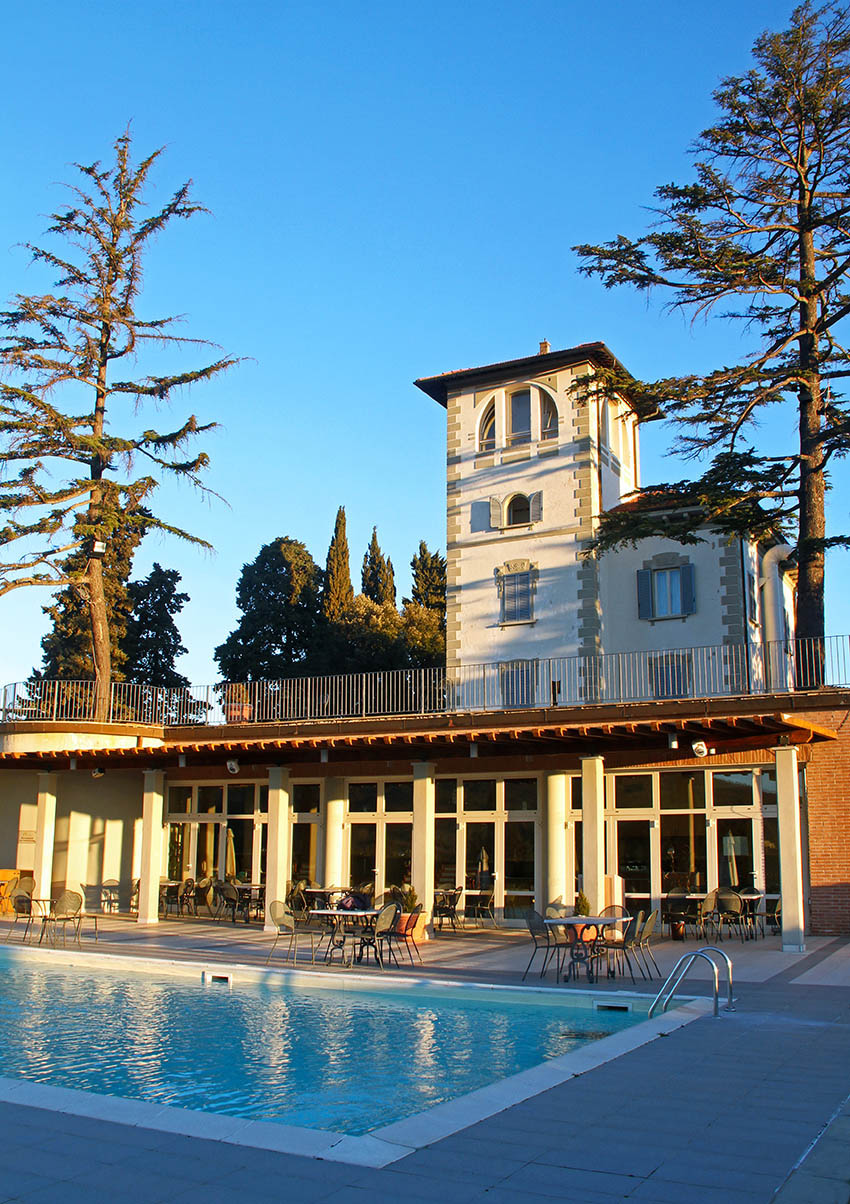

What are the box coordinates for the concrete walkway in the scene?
[1,918,849,1202]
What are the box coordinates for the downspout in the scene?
[761,543,794,690]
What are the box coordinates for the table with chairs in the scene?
[524,906,662,985]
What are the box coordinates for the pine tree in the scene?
[122,563,190,687]
[361,527,396,606]
[0,132,235,716]
[214,537,322,681]
[573,2,850,644]
[37,503,145,680]
[322,506,354,621]
[406,541,447,622]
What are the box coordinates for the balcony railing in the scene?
[2,635,848,728]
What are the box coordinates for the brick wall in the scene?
[801,707,850,935]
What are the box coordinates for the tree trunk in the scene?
[796,189,826,685]
[87,557,112,720]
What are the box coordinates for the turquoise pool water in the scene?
[0,956,642,1134]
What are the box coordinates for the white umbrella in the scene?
[477,846,490,874]
[722,833,739,887]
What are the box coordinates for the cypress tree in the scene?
[361,527,396,606]
[322,506,354,621]
[122,563,190,687]
[406,541,447,619]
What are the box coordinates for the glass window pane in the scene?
[463,780,496,811]
[659,772,705,810]
[349,782,377,813]
[505,778,537,811]
[510,390,531,443]
[349,825,376,891]
[717,817,754,889]
[760,769,778,808]
[713,771,754,807]
[227,785,255,815]
[168,786,191,815]
[574,820,582,884]
[434,818,457,889]
[197,786,223,815]
[763,816,780,894]
[167,823,188,880]
[384,781,413,812]
[385,824,412,888]
[661,813,706,892]
[293,783,320,813]
[614,775,653,809]
[617,820,651,897]
[196,823,218,880]
[225,820,253,881]
[291,822,319,884]
[571,777,582,810]
[505,822,535,891]
[258,785,269,813]
[436,779,457,813]
[465,822,495,890]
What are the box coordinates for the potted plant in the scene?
[573,889,592,943]
[394,886,427,940]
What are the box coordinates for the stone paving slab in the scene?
[0,928,849,1201]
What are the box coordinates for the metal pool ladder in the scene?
[648,946,735,1019]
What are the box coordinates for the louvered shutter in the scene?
[489,497,502,529]
[680,563,696,614]
[530,491,543,522]
[637,569,653,619]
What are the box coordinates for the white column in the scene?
[323,777,346,888]
[412,763,436,925]
[581,756,605,915]
[545,772,569,908]
[264,767,292,932]
[33,773,58,903]
[138,770,165,924]
[775,745,806,952]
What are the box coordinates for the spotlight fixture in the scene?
[667,733,679,750]
[91,767,105,779]
[691,740,708,758]
[226,759,240,775]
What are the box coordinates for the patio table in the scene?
[310,908,380,966]
[545,915,631,984]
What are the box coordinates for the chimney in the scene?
[539,340,550,355]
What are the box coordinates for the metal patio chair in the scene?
[358,901,401,969]
[635,908,661,977]
[4,891,35,942]
[265,900,319,964]
[393,903,423,965]
[523,909,562,980]
[434,887,462,931]
[45,890,83,947]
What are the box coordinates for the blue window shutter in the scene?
[680,563,696,614]
[637,569,653,619]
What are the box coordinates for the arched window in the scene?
[506,494,531,526]
[541,392,558,440]
[479,399,496,452]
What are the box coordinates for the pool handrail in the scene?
[648,946,734,1019]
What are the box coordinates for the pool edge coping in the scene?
[0,943,713,1168]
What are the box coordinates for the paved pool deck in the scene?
[1,917,850,1202]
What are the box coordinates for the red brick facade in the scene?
[801,707,850,935]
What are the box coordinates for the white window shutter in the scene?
[489,497,502,529]
[530,491,543,522]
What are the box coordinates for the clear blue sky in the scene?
[2,0,844,685]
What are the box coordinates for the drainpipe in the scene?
[761,543,794,690]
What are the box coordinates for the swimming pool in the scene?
[0,950,646,1136]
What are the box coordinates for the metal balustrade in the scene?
[3,633,849,727]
